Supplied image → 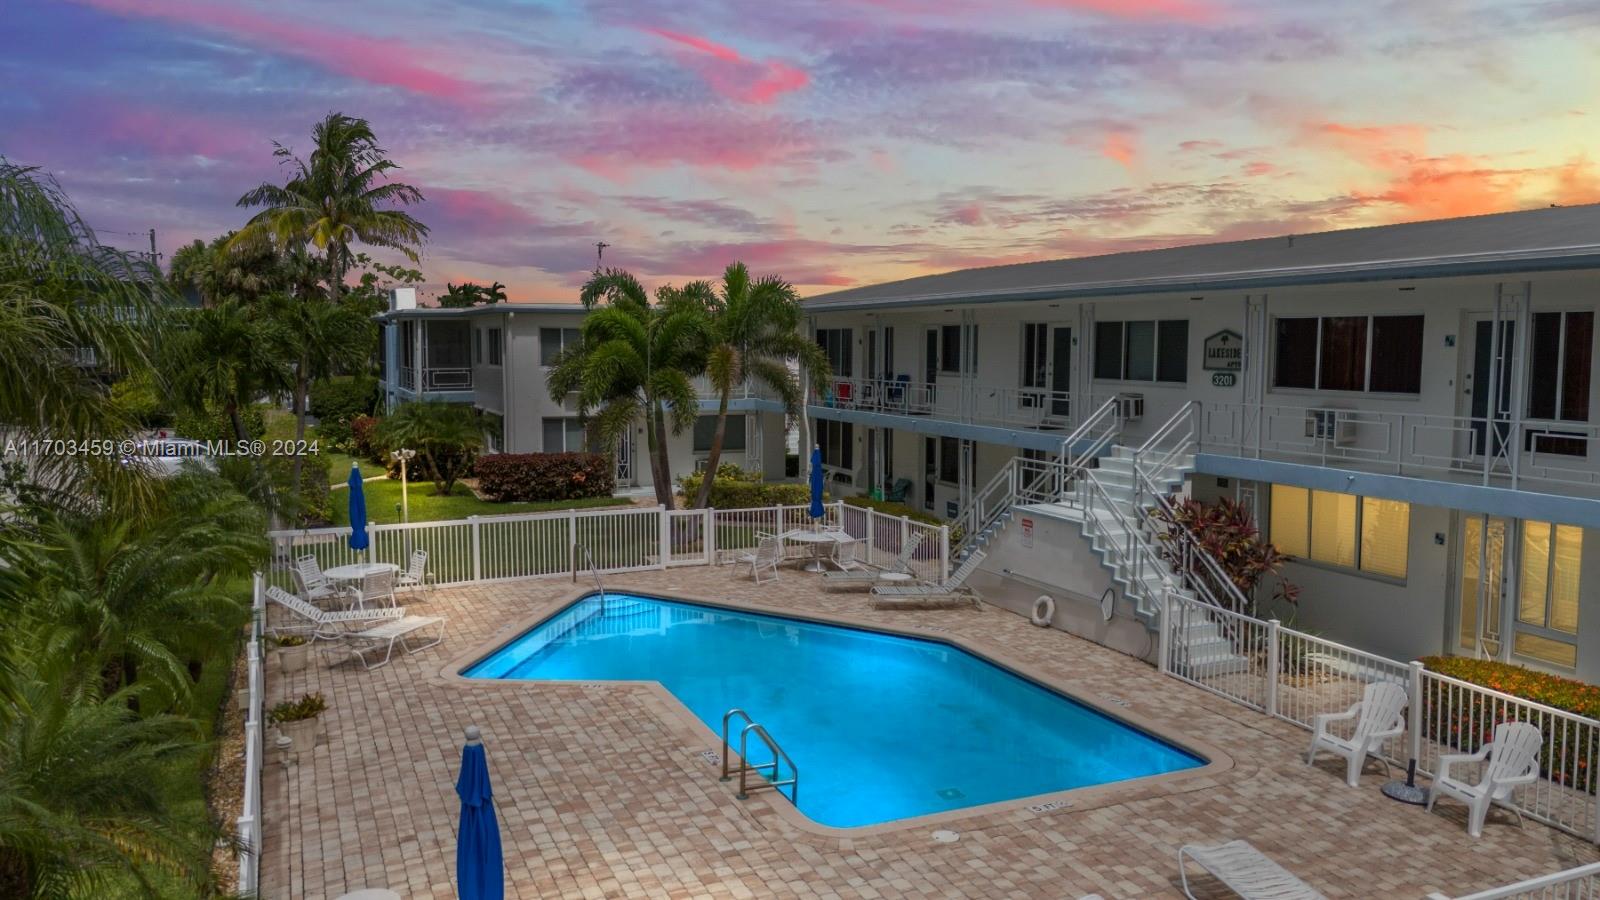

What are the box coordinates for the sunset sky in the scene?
[5,0,1599,301]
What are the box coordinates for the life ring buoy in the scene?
[1030,594,1056,627]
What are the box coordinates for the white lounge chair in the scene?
[266,586,403,641]
[870,549,986,603]
[351,569,397,610]
[323,615,446,670]
[831,538,868,571]
[1178,840,1326,900]
[822,531,925,590]
[293,555,344,605]
[395,549,436,594]
[1305,680,1408,787]
[734,534,781,584]
[1426,721,1543,837]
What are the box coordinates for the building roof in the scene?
[375,302,586,321]
[804,203,1600,311]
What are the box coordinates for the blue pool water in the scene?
[463,593,1204,828]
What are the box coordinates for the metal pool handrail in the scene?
[578,544,606,613]
[720,708,799,804]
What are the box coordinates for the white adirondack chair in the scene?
[1427,721,1543,837]
[1305,680,1408,787]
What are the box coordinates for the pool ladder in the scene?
[720,709,799,804]
[575,545,606,614]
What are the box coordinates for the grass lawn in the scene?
[332,476,632,525]
[320,450,384,481]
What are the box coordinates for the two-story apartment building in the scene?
[802,203,1600,683]
[377,289,789,492]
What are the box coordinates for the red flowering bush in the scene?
[1420,655,1599,793]
[474,453,614,502]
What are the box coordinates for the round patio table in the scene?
[781,529,854,573]
[323,562,399,582]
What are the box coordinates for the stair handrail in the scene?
[1130,400,1198,510]
[1062,397,1124,471]
[1078,468,1170,616]
[956,458,1019,555]
[1132,464,1250,616]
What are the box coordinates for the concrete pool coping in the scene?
[433,584,1234,840]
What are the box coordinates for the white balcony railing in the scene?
[422,367,473,391]
[812,376,1072,431]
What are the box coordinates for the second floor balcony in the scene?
[396,365,473,394]
[810,375,1073,432]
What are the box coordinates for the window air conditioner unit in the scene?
[1305,409,1357,445]
[1115,392,1144,421]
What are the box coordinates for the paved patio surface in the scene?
[258,567,1599,899]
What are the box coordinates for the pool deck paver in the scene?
[259,567,1600,899]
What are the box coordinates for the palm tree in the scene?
[0,160,165,512]
[547,270,703,508]
[682,262,830,508]
[0,676,217,898]
[168,301,291,444]
[7,471,265,707]
[233,113,427,469]
[378,401,483,495]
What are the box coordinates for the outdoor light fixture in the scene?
[392,448,418,525]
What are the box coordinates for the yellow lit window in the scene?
[1270,485,1309,558]
[1516,520,1581,668]
[1310,490,1357,568]
[1359,498,1410,578]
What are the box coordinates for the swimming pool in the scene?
[463,592,1205,829]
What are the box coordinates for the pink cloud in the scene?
[1030,0,1223,23]
[1242,161,1278,177]
[80,102,260,161]
[426,187,540,230]
[948,202,985,226]
[1100,129,1139,168]
[68,0,475,100]
[1302,120,1429,169]
[562,114,830,180]
[645,28,810,104]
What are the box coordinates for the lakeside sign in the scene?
[1203,329,1243,372]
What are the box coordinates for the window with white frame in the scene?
[817,419,853,470]
[1270,484,1410,578]
[693,414,746,453]
[816,328,853,377]
[1526,312,1593,457]
[539,327,581,366]
[1515,520,1581,667]
[486,327,503,366]
[1273,315,1424,393]
[935,436,974,485]
[1021,323,1049,390]
[541,417,586,452]
[1093,319,1188,383]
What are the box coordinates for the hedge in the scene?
[308,376,377,424]
[475,453,614,502]
[1420,655,1599,793]
[677,465,812,508]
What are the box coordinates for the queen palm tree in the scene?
[0,160,165,512]
[233,113,428,488]
[683,262,830,508]
[547,270,703,508]
[168,301,291,444]
[377,401,483,495]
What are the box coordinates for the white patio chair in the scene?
[1426,721,1543,837]
[395,549,436,594]
[734,533,781,584]
[293,555,344,605]
[323,615,447,670]
[831,537,868,571]
[822,531,925,590]
[351,569,397,610]
[265,586,403,641]
[1178,840,1326,900]
[1305,680,1408,787]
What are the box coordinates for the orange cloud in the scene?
[646,28,810,104]
[1101,129,1139,168]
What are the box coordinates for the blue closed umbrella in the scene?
[808,446,825,521]
[346,463,369,551]
[456,726,504,900]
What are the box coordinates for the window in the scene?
[816,328,853,377]
[486,327,502,366]
[540,327,580,366]
[939,435,960,483]
[474,328,483,365]
[541,417,586,452]
[1021,323,1048,390]
[1093,319,1187,383]
[817,419,853,470]
[1528,311,1592,422]
[693,414,746,453]
[1516,520,1581,667]
[940,325,962,374]
[1270,484,1410,578]
[1273,315,1424,393]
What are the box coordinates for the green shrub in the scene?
[110,372,173,429]
[842,495,962,544]
[172,403,265,442]
[1419,655,1599,793]
[314,417,354,452]
[677,465,813,508]
[308,376,377,424]
[475,453,615,502]
[268,692,326,724]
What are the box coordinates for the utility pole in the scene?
[594,241,609,273]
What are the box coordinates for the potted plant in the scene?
[269,692,326,750]
[273,634,311,674]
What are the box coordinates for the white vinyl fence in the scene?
[264,501,950,592]
[1160,591,1600,844]
[1430,862,1600,900]
[236,573,265,895]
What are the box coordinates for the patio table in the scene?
[323,562,399,582]
[780,529,858,573]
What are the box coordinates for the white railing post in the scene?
[1265,619,1281,717]
[469,515,482,583]
[658,504,670,569]
[365,519,375,563]
[1408,660,1425,768]
[939,524,951,581]
[567,510,577,581]
[866,508,876,563]
[704,507,715,566]
[1157,582,1173,674]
